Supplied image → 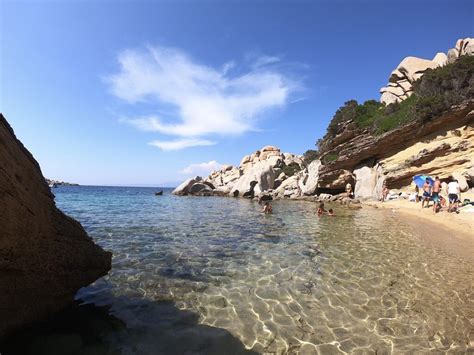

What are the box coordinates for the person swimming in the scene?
[327,208,335,216]
[262,202,273,214]
[317,202,326,216]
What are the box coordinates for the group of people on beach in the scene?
[419,176,462,213]
[379,175,465,214]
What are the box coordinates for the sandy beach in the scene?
[363,191,474,251]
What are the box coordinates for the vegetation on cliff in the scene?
[319,55,474,152]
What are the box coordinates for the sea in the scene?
[2,185,473,354]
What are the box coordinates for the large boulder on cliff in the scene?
[0,114,112,339]
[231,160,276,197]
[452,172,469,192]
[298,159,321,195]
[353,164,384,199]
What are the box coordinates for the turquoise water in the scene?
[5,186,473,354]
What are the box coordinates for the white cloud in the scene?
[252,55,281,68]
[148,138,215,151]
[107,45,301,150]
[180,160,222,175]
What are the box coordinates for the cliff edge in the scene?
[0,114,112,340]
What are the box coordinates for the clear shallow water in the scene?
[22,186,474,353]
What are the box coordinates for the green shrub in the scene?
[323,153,338,164]
[319,55,474,145]
[354,100,384,128]
[303,149,319,165]
[326,100,358,137]
[375,95,417,134]
[282,162,301,177]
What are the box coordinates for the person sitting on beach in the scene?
[327,208,335,216]
[421,180,432,208]
[432,176,441,213]
[446,178,461,213]
[439,195,447,208]
[317,202,326,216]
[262,202,273,214]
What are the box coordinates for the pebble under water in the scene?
[3,186,472,354]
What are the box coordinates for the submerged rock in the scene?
[0,114,112,340]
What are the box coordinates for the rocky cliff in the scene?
[174,38,474,202]
[380,38,473,105]
[318,101,474,198]
[0,114,112,340]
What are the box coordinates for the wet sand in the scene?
[363,192,474,255]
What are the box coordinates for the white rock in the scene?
[221,164,233,172]
[380,85,405,97]
[381,91,400,105]
[447,48,459,64]
[397,79,412,91]
[389,69,405,83]
[452,172,469,192]
[299,159,321,195]
[397,56,440,82]
[261,145,280,152]
[463,42,474,56]
[354,166,377,199]
[231,160,276,197]
[240,155,251,166]
[432,52,447,66]
[465,165,474,182]
[172,176,202,195]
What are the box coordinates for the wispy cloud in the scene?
[180,160,222,175]
[149,138,215,151]
[107,45,301,150]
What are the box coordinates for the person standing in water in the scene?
[432,176,441,213]
[317,202,326,216]
[262,202,273,214]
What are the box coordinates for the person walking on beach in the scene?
[446,178,461,213]
[432,176,441,213]
[421,180,432,208]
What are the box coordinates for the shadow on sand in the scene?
[0,290,257,355]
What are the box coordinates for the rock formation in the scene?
[172,146,308,199]
[174,38,474,202]
[0,114,112,340]
[380,38,473,105]
[318,101,474,198]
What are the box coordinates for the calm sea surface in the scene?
[5,186,473,354]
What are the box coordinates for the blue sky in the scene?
[1,0,472,186]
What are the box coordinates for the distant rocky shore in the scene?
[45,178,79,186]
[173,145,360,205]
[174,38,474,202]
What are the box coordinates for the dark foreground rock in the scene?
[0,114,112,340]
